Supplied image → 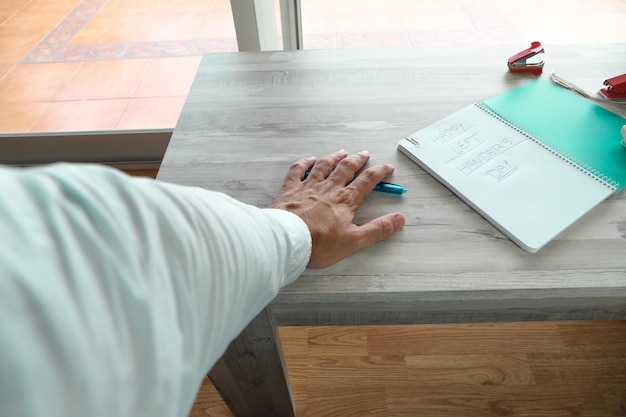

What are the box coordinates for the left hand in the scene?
[271,150,406,268]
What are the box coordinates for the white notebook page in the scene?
[398,104,614,252]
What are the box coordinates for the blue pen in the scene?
[303,172,407,195]
[373,181,407,194]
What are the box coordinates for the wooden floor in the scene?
[125,169,626,416]
[189,321,626,417]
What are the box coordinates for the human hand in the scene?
[271,150,406,268]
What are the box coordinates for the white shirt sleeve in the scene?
[0,163,311,417]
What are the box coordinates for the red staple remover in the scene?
[507,41,545,76]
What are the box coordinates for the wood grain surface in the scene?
[159,46,626,417]
[158,45,626,324]
[190,321,626,417]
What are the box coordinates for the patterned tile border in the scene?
[21,0,238,63]
[22,0,106,63]
[20,0,519,63]
[460,0,519,45]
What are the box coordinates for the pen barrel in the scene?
[373,182,407,194]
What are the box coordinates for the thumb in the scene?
[356,212,406,250]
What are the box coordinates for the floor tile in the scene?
[98,0,159,16]
[332,9,407,33]
[21,0,82,12]
[0,0,623,136]
[0,10,14,26]
[585,12,626,43]
[133,56,201,98]
[303,34,338,50]
[0,0,31,12]
[461,3,519,45]
[397,0,461,10]
[198,8,237,39]
[579,0,626,12]
[1,8,70,41]
[301,8,339,35]
[0,102,50,132]
[0,62,81,102]
[402,9,476,32]
[193,38,238,54]
[409,30,483,47]
[55,59,151,100]
[115,96,186,129]
[17,0,108,64]
[338,32,412,49]
[490,0,562,15]
[0,32,42,64]
[503,13,598,45]
[70,13,143,45]
[153,0,214,15]
[0,64,14,80]
[131,12,208,43]
[31,99,128,132]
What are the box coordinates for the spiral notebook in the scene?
[398,78,626,252]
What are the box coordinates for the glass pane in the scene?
[299,0,626,49]
[0,0,239,134]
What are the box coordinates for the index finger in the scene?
[279,156,316,192]
[347,163,396,203]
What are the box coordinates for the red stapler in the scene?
[507,41,545,76]
[599,73,626,100]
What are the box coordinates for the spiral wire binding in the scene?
[475,102,620,190]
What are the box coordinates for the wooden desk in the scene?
[157,45,626,417]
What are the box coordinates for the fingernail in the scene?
[358,150,370,156]
[393,213,406,229]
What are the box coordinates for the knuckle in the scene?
[290,158,307,171]
[379,217,395,239]
[315,159,334,171]
[358,168,379,183]
[337,157,361,172]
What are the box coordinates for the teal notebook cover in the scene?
[480,78,626,190]
[399,78,625,252]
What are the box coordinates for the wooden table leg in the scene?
[208,307,295,417]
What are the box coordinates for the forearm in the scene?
[0,164,311,417]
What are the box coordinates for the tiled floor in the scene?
[1,0,625,133]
